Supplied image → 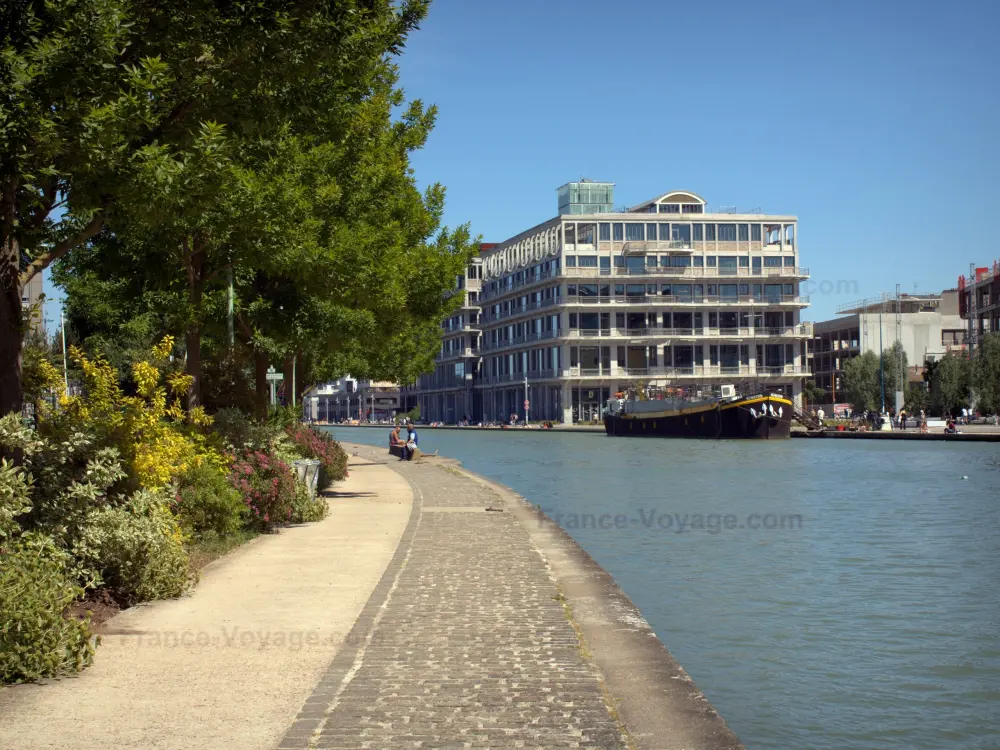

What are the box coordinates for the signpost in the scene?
[523,375,529,424]
[266,366,284,406]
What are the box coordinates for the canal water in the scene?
[325,426,1000,750]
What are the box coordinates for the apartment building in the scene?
[959,260,1000,346]
[400,253,486,423]
[306,376,400,422]
[811,290,967,404]
[476,182,811,424]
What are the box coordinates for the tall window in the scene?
[625,223,644,241]
[647,223,658,240]
[672,224,691,242]
[738,224,749,241]
[599,222,611,241]
[693,223,703,241]
[659,223,671,240]
[751,224,761,241]
[613,223,624,241]
[705,224,716,241]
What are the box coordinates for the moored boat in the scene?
[604,385,792,439]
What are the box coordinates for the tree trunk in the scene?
[254,350,269,418]
[0,178,23,422]
[282,354,294,408]
[0,235,23,420]
[185,242,206,411]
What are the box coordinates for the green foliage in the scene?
[0,459,32,540]
[211,408,275,453]
[227,451,296,532]
[0,533,96,684]
[802,380,826,406]
[905,382,929,414]
[880,342,908,410]
[173,464,246,539]
[290,482,328,524]
[75,489,190,605]
[972,332,1000,414]
[930,353,971,417]
[842,351,880,412]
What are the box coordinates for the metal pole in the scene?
[60,310,69,392]
[879,309,885,413]
[292,355,296,408]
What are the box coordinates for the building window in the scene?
[764,256,782,267]
[599,223,611,241]
[672,224,691,242]
[682,204,703,213]
[659,223,671,241]
[613,223,624,241]
[600,256,610,270]
[578,256,598,268]
[625,223,644,241]
[705,223,716,241]
[693,256,704,267]
[565,255,577,267]
[718,224,737,241]
[739,256,749,267]
[784,256,795,266]
[707,256,717,267]
[647,223,658,240]
[569,313,578,328]
[659,204,680,213]
[693,223,703,241]
[738,224,749,241]
[647,255,658,267]
[672,255,692,267]
[613,255,625,267]
[751,224,761,241]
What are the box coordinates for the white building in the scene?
[475,182,811,424]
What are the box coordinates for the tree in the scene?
[929,353,971,417]
[842,351,880,413]
[880,341,908,412]
[904,381,929,415]
[972,332,1000,415]
[802,380,826,407]
[1,0,431,416]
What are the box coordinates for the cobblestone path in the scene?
[279,452,628,749]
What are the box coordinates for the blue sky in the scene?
[43,0,1000,325]
[394,0,999,320]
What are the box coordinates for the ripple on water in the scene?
[328,427,1000,750]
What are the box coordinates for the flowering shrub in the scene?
[285,425,349,487]
[227,451,296,532]
[54,337,225,489]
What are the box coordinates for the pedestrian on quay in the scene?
[898,408,906,429]
[403,421,419,461]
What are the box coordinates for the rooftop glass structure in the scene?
[557,181,614,215]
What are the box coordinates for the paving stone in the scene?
[279,458,626,749]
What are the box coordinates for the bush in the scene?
[212,407,276,453]
[0,458,32,541]
[228,451,297,532]
[76,489,191,605]
[173,463,247,539]
[0,533,96,684]
[290,480,329,524]
[286,425,349,486]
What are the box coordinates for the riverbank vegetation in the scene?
[841,335,1000,416]
[1,1,471,684]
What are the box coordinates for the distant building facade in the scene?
[306,376,400,422]
[811,290,967,404]
[400,254,486,423]
[958,260,1000,348]
[22,274,44,336]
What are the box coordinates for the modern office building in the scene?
[399,253,486,423]
[811,290,967,404]
[475,182,811,424]
[959,260,1000,346]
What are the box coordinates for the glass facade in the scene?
[557,182,615,215]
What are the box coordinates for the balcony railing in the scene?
[563,294,809,306]
[477,365,810,385]
[562,266,809,279]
